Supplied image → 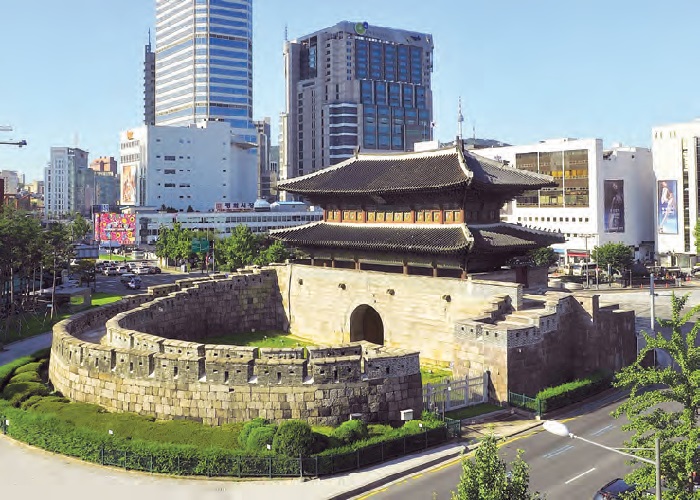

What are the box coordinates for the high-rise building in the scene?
[280,21,434,189]
[144,33,156,126]
[89,156,118,174]
[254,117,276,200]
[154,0,254,141]
[0,170,20,194]
[44,147,92,218]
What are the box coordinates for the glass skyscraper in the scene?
[154,0,254,138]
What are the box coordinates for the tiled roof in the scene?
[271,222,470,254]
[271,222,564,255]
[277,145,556,196]
[469,224,565,252]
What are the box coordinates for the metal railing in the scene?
[0,414,455,478]
[423,373,488,413]
[507,391,542,416]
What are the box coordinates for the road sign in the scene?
[191,238,210,253]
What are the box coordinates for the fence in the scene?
[423,372,488,413]
[508,391,542,416]
[0,414,455,478]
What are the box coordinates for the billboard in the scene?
[94,213,136,246]
[657,180,678,234]
[121,164,136,204]
[603,180,625,233]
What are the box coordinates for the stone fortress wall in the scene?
[49,270,422,426]
[453,293,636,400]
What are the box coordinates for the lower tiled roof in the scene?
[271,222,470,254]
[469,224,565,251]
[271,222,564,256]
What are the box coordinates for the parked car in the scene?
[149,266,161,274]
[134,266,151,275]
[594,478,635,499]
[116,266,129,275]
[103,267,118,276]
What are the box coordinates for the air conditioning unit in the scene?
[400,409,414,421]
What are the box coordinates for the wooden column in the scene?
[432,263,439,278]
[355,259,361,271]
[461,268,467,279]
[310,256,315,266]
[331,258,336,268]
[403,261,409,275]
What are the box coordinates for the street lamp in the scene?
[543,420,661,499]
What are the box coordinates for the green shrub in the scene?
[310,431,330,454]
[272,420,315,457]
[238,417,268,447]
[30,348,51,361]
[3,381,50,407]
[246,424,277,452]
[0,356,33,392]
[332,419,369,444]
[14,361,45,375]
[9,371,42,384]
[535,371,612,413]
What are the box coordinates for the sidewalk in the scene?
[0,331,52,366]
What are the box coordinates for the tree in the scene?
[694,219,700,255]
[527,246,558,267]
[255,240,291,266]
[591,242,633,271]
[216,225,261,271]
[42,222,74,318]
[155,223,192,265]
[451,435,542,500]
[186,205,194,213]
[70,213,91,243]
[612,293,700,497]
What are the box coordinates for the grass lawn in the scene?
[206,330,316,348]
[98,253,133,262]
[444,403,503,421]
[420,366,453,386]
[91,292,124,307]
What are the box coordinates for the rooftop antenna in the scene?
[457,96,464,140]
[284,24,288,42]
[148,28,152,49]
[473,122,476,140]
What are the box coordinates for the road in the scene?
[364,398,635,499]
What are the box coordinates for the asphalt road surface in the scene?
[365,398,635,499]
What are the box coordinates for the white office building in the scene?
[118,121,257,212]
[129,202,322,245]
[652,120,700,267]
[44,147,91,218]
[475,138,654,264]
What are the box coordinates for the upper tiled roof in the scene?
[271,222,564,255]
[277,145,556,196]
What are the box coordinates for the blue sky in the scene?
[2,0,700,181]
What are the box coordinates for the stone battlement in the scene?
[49,269,422,426]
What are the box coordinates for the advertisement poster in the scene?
[94,213,136,246]
[603,180,625,233]
[657,180,678,234]
[121,164,136,204]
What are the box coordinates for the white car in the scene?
[134,266,151,275]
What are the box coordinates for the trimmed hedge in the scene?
[332,419,369,445]
[245,425,277,452]
[272,420,315,457]
[238,418,267,447]
[0,356,34,393]
[535,371,612,413]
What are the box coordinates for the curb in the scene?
[326,443,468,500]
[328,421,545,500]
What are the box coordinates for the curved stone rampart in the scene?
[49,269,422,426]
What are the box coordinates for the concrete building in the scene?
[651,120,700,267]
[144,35,156,126]
[267,145,279,200]
[0,170,20,194]
[154,0,255,142]
[128,202,322,245]
[44,147,93,218]
[27,179,44,196]
[280,21,434,191]
[118,121,257,212]
[254,117,277,201]
[89,156,117,174]
[475,138,655,264]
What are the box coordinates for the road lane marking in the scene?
[590,424,615,437]
[543,444,574,459]
[565,467,596,484]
